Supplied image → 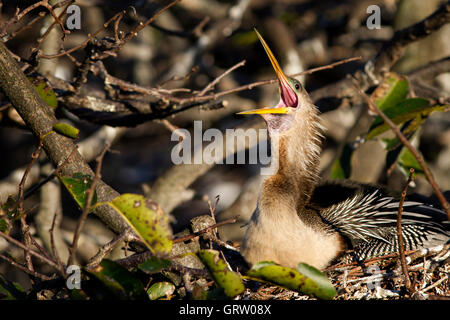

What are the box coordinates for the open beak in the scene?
[237,28,296,116]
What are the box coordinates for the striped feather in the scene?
[318,189,449,259]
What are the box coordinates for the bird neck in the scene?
[265,107,323,208]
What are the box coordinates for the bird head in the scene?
[238,29,309,132]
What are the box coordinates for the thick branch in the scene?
[0,41,129,234]
[374,1,450,75]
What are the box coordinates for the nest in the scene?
[233,244,450,300]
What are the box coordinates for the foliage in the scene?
[331,72,448,179]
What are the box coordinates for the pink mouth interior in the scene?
[280,79,298,108]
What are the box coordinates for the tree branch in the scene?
[0,41,129,234]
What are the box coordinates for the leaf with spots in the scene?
[110,194,172,255]
[28,77,58,108]
[247,261,336,300]
[198,249,245,298]
[60,172,97,210]
[147,282,175,300]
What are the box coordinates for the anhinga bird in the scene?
[238,29,449,270]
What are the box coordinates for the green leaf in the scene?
[330,144,354,179]
[0,218,8,234]
[2,195,17,220]
[111,194,173,255]
[70,289,89,300]
[29,77,58,108]
[138,256,172,274]
[85,259,146,299]
[147,282,175,300]
[367,98,431,140]
[60,172,97,210]
[397,147,424,176]
[53,122,79,139]
[370,72,409,112]
[247,261,336,300]
[0,274,26,300]
[198,249,245,298]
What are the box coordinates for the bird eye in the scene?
[295,83,300,90]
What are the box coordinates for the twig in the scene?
[0,34,127,235]
[17,141,43,275]
[114,215,240,269]
[68,144,110,266]
[85,228,135,269]
[160,119,186,140]
[295,56,363,77]
[171,56,363,105]
[351,77,450,218]
[397,168,415,293]
[49,212,66,276]
[325,249,418,272]
[17,141,43,216]
[32,0,74,55]
[38,10,125,59]
[421,275,449,293]
[198,60,246,96]
[1,0,69,39]
[0,231,62,273]
[109,0,182,57]
[0,253,54,281]
[172,215,239,244]
[3,12,46,42]
[373,1,450,75]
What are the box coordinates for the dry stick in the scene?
[172,215,239,244]
[0,231,62,273]
[172,56,363,104]
[23,144,78,201]
[17,141,43,275]
[33,0,74,53]
[3,11,46,42]
[397,168,415,293]
[85,228,135,269]
[0,253,54,281]
[198,60,246,96]
[325,249,418,272]
[114,215,240,269]
[67,144,110,266]
[109,0,182,57]
[352,78,450,219]
[91,56,362,107]
[0,41,128,236]
[39,0,181,60]
[1,0,69,38]
[49,212,66,276]
[38,10,125,59]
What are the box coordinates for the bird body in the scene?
[238,29,449,270]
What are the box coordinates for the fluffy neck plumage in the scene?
[264,106,323,208]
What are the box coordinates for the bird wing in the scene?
[311,181,449,248]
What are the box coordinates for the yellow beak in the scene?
[237,29,293,115]
[254,28,291,92]
[236,107,289,115]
